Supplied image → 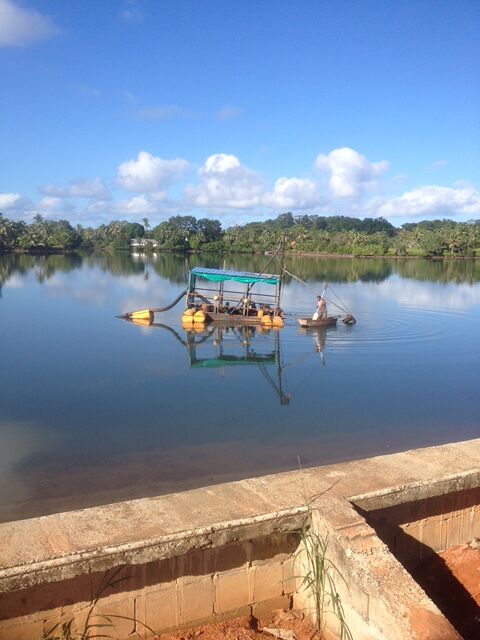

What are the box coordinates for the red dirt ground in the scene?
[413,542,480,640]
[160,609,319,640]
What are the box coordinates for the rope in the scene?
[282,267,354,318]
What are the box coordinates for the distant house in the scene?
[130,238,159,250]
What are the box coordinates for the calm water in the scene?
[1,253,479,522]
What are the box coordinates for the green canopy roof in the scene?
[190,267,279,286]
[190,353,276,368]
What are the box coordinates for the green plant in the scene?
[293,462,353,640]
[296,523,353,640]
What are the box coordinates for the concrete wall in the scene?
[0,533,299,640]
[2,439,480,640]
[355,484,480,569]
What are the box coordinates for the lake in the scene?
[1,252,479,523]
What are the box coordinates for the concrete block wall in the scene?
[293,502,461,640]
[357,486,480,568]
[3,440,480,640]
[0,533,299,640]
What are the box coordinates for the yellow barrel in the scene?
[194,310,207,323]
[273,316,284,327]
[193,324,207,334]
[257,309,264,319]
[131,317,152,327]
[130,309,153,322]
[182,318,194,330]
[261,314,273,326]
[183,308,195,316]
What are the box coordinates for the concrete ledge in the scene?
[1,439,480,639]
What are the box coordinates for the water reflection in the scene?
[1,251,479,522]
[131,321,292,405]
[3,253,480,295]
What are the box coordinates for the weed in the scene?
[294,461,353,639]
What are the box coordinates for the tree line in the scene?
[1,212,480,257]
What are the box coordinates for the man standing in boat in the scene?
[313,295,327,320]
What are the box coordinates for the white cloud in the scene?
[216,105,244,121]
[376,185,480,218]
[136,105,193,120]
[262,177,321,210]
[315,147,389,198]
[0,192,23,210]
[41,178,109,200]
[114,195,158,216]
[36,196,75,216]
[117,151,190,192]
[185,153,264,209]
[0,0,58,47]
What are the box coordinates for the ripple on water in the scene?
[300,306,478,358]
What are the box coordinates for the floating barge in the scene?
[183,267,284,328]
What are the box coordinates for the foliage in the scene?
[1,211,480,257]
[296,524,353,640]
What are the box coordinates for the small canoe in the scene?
[298,316,338,328]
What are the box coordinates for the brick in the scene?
[252,595,291,620]
[442,514,468,550]
[208,541,249,573]
[214,569,250,613]
[250,533,299,566]
[282,557,298,595]
[251,562,283,602]
[0,619,45,640]
[94,596,136,638]
[420,516,443,552]
[472,504,480,539]
[143,586,178,635]
[178,576,213,624]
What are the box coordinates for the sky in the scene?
[0,0,479,228]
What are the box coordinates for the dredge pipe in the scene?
[120,289,187,320]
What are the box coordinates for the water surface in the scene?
[1,253,479,522]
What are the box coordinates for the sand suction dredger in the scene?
[121,241,356,329]
[121,268,355,329]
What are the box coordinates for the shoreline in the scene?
[1,248,479,260]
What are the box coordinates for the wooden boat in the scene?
[297,316,338,328]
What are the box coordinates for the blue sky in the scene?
[0,0,479,227]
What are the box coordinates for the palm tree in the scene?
[142,218,150,237]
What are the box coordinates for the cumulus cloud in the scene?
[185,153,264,209]
[376,185,480,219]
[36,196,75,216]
[0,0,59,47]
[315,147,389,198]
[114,195,159,216]
[216,105,244,121]
[0,192,25,211]
[262,177,321,210]
[40,178,109,200]
[117,151,189,192]
[136,105,193,120]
